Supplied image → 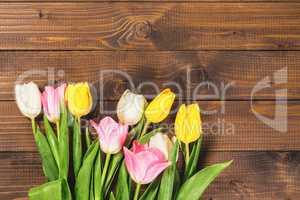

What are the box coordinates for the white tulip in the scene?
[117,90,146,125]
[149,132,173,160]
[15,82,41,119]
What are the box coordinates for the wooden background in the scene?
[0,1,300,200]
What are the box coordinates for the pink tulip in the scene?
[123,141,171,184]
[41,84,66,123]
[90,117,128,154]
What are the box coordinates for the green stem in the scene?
[56,121,60,141]
[140,120,150,137]
[77,116,81,130]
[85,127,91,148]
[31,118,36,134]
[133,183,141,200]
[185,143,190,164]
[100,153,111,196]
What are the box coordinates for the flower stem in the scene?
[77,116,81,130]
[56,121,60,141]
[100,153,111,195]
[140,120,150,137]
[185,143,190,164]
[31,118,36,134]
[85,127,91,148]
[133,183,141,200]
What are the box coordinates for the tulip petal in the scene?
[142,161,171,184]
[132,141,148,153]
[148,147,167,162]
[145,89,175,123]
[92,117,128,154]
[41,85,61,122]
[15,82,41,119]
[123,147,144,183]
[124,141,171,185]
[66,82,92,118]
[117,90,145,125]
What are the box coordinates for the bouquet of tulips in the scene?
[15,82,232,200]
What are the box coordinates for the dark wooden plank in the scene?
[201,151,300,200]
[1,151,299,200]
[1,51,299,100]
[1,100,299,152]
[0,3,300,50]
[0,0,297,2]
[0,152,44,200]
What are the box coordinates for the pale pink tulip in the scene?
[123,141,171,184]
[41,84,66,123]
[90,117,128,154]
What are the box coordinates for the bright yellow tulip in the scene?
[175,104,201,144]
[145,89,176,123]
[65,82,92,118]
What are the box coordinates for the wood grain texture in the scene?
[1,51,299,100]
[0,0,297,2]
[0,3,300,50]
[1,151,299,200]
[1,100,299,152]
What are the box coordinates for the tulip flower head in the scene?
[41,84,66,123]
[145,89,175,123]
[117,90,146,125]
[149,132,173,160]
[65,82,92,118]
[91,117,128,154]
[123,141,171,185]
[175,104,202,144]
[15,82,41,119]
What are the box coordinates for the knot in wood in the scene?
[135,21,152,39]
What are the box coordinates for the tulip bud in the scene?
[175,104,202,144]
[149,132,173,160]
[41,84,66,123]
[145,89,175,123]
[65,82,92,118]
[91,117,128,154]
[15,82,41,119]
[117,90,146,125]
[123,141,170,185]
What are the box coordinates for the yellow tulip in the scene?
[145,89,176,123]
[175,104,201,144]
[65,82,92,118]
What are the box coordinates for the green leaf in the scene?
[43,115,60,172]
[94,150,102,200]
[75,142,99,200]
[157,140,179,200]
[104,153,123,196]
[83,140,98,160]
[184,137,202,180]
[139,179,160,200]
[61,179,72,200]
[109,192,116,200]
[176,160,233,200]
[116,162,130,200]
[126,116,145,146]
[34,126,59,181]
[139,127,164,144]
[89,167,95,200]
[73,118,82,178]
[173,169,181,198]
[59,105,69,179]
[29,180,61,200]
[28,179,71,200]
